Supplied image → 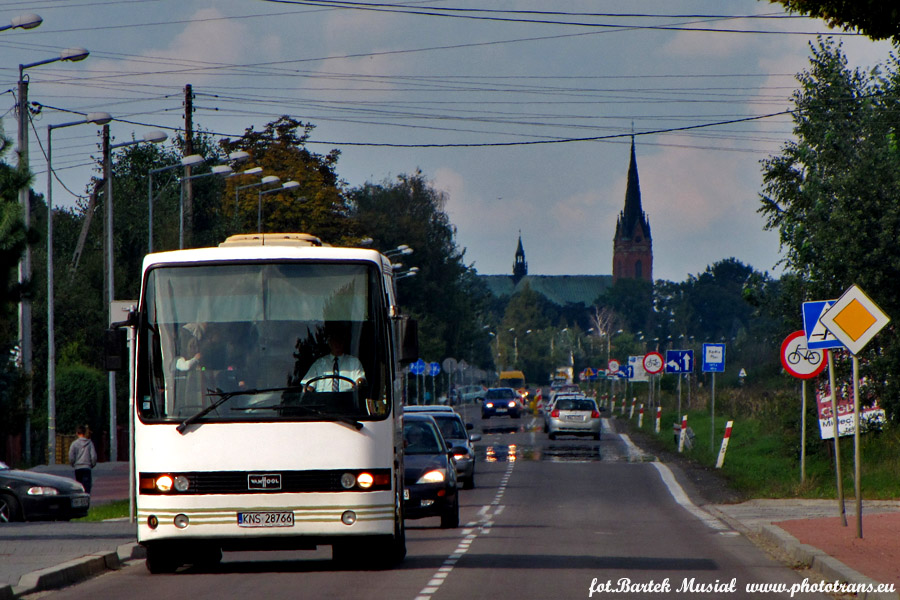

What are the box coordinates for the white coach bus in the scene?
[106,233,417,573]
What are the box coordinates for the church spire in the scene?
[512,230,528,284]
[613,138,653,282]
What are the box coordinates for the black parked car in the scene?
[0,461,90,523]
[402,414,463,528]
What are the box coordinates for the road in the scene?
[38,408,827,600]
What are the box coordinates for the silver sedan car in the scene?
[546,396,603,440]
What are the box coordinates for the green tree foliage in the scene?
[765,0,900,44]
[0,134,33,444]
[347,171,492,367]
[219,117,356,243]
[759,39,900,420]
[596,277,653,332]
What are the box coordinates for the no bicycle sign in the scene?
[780,330,827,379]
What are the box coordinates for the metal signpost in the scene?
[642,352,663,408]
[702,343,725,450]
[665,349,694,425]
[803,299,847,524]
[780,330,828,487]
[410,359,426,404]
[819,285,890,539]
[428,362,441,404]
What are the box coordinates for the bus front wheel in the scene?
[145,543,182,574]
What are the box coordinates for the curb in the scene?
[5,542,144,599]
[707,505,898,600]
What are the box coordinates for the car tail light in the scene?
[551,409,560,418]
[590,410,601,419]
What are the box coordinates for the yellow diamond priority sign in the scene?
[820,284,889,355]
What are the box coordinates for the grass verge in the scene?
[73,499,130,522]
[617,405,900,499]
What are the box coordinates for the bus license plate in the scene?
[237,511,294,528]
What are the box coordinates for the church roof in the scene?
[479,274,613,306]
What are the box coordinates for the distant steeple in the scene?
[613,138,653,282]
[512,231,528,284]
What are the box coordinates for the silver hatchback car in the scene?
[546,396,603,440]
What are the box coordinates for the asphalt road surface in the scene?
[37,410,828,600]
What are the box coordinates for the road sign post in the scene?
[702,343,725,450]
[666,349,694,423]
[820,284,890,539]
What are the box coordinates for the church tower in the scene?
[512,232,528,284]
[613,139,653,282]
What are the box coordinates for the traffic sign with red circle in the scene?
[608,359,620,374]
[643,352,664,374]
[780,330,828,379]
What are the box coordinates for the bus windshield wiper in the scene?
[176,386,291,434]
[179,386,364,432]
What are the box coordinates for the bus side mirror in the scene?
[394,317,418,365]
[103,328,128,371]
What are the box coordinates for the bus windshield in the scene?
[136,262,391,424]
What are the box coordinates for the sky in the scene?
[1,1,895,283]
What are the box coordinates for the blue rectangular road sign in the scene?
[665,350,694,374]
[802,300,846,350]
[701,343,725,373]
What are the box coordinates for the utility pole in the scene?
[183,84,194,247]
[103,125,118,462]
[17,74,33,463]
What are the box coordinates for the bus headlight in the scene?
[155,475,174,492]
[174,476,190,492]
[356,473,374,489]
[340,473,356,489]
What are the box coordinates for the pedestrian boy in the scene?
[69,425,98,493]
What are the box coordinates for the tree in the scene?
[347,171,492,369]
[219,117,357,244]
[596,277,653,333]
[765,1,900,44]
[759,39,900,420]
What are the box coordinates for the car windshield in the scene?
[486,389,515,400]
[403,421,445,455]
[556,399,596,411]
[433,415,467,440]
[136,262,391,424]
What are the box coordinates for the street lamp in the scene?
[179,165,234,248]
[1,13,42,32]
[385,245,413,259]
[45,112,112,465]
[17,45,90,463]
[258,180,301,233]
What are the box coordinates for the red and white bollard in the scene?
[678,415,688,453]
[638,403,644,428]
[610,398,616,414]
[716,420,734,468]
[629,398,636,419]
[655,406,661,434]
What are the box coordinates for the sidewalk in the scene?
[1,463,899,598]
[709,498,900,598]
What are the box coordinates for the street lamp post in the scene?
[258,181,301,233]
[147,154,205,253]
[46,112,112,465]
[17,45,89,463]
[179,165,234,248]
[101,126,166,462]
[234,175,279,232]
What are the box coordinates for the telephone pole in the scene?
[183,84,194,247]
